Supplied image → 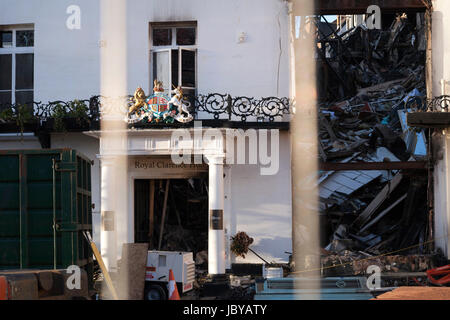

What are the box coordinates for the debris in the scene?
[195,251,208,266]
[351,173,403,229]
[317,13,431,261]
[321,252,436,277]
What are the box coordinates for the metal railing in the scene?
[0,93,291,126]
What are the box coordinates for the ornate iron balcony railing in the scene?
[426,95,450,112]
[0,93,291,126]
[396,95,450,112]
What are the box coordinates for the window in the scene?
[0,26,34,108]
[150,23,197,100]
[158,255,166,267]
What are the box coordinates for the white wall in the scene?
[0,0,290,101]
[229,131,292,263]
[0,134,41,149]
[432,0,450,97]
[432,131,449,258]
[126,0,290,97]
[0,0,101,102]
[1,0,293,262]
[432,0,450,258]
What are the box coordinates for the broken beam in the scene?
[316,0,427,15]
[319,161,427,171]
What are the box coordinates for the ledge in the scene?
[316,0,427,15]
[407,112,450,128]
[129,120,290,130]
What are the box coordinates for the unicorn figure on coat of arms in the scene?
[127,80,193,124]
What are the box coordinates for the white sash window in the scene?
[0,25,34,108]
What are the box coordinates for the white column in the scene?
[100,157,118,271]
[206,154,226,275]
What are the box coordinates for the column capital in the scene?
[99,156,115,166]
[204,153,226,165]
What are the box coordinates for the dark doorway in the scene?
[134,178,208,256]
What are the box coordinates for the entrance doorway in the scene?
[134,178,209,256]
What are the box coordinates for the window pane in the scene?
[152,51,170,91]
[153,28,171,46]
[176,28,196,45]
[181,88,195,113]
[181,50,195,88]
[0,54,12,90]
[16,30,34,47]
[0,31,13,48]
[16,53,34,90]
[171,49,178,87]
[0,91,12,110]
[15,90,33,105]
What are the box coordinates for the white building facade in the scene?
[0,0,293,272]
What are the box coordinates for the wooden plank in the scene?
[148,179,155,247]
[82,231,118,300]
[158,180,170,251]
[359,193,408,233]
[407,112,450,128]
[352,173,404,229]
[319,113,337,141]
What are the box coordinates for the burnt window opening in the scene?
[150,23,197,107]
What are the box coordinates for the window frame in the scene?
[0,25,34,105]
[149,23,197,96]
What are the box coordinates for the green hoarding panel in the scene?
[0,149,93,278]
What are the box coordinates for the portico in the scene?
[86,128,228,275]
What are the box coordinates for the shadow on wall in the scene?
[230,200,292,263]
[245,236,292,263]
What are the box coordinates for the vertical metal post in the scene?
[52,158,57,270]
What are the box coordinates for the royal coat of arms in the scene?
[128,80,193,124]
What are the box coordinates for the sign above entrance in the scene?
[134,159,207,170]
[127,80,194,124]
[129,157,208,179]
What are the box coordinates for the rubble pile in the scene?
[317,13,426,101]
[317,14,432,260]
[321,252,436,276]
[154,178,209,254]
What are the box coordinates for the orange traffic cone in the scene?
[168,269,180,300]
